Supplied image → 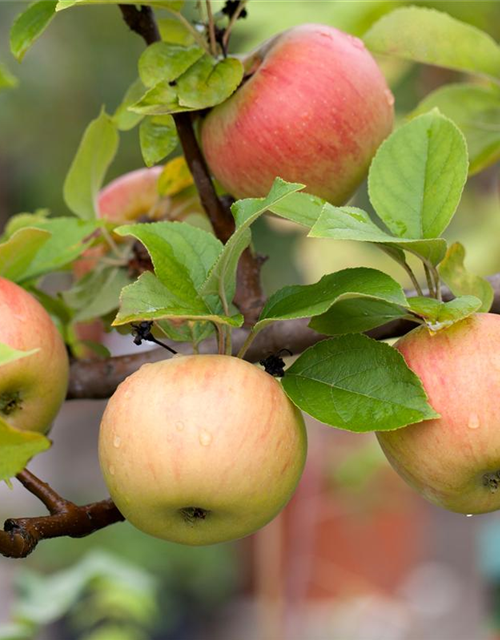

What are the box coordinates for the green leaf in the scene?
[112,78,145,132]
[139,115,178,167]
[115,221,222,290]
[129,80,183,117]
[63,266,131,322]
[309,204,447,266]
[281,334,438,432]
[158,16,195,45]
[310,297,411,336]
[439,242,493,313]
[0,418,51,482]
[56,0,184,9]
[64,111,119,220]
[363,6,500,82]
[368,111,468,239]
[19,218,98,282]
[268,191,325,229]
[176,56,244,110]
[255,267,407,331]
[201,178,304,304]
[138,42,204,88]
[113,271,242,327]
[0,62,18,92]
[2,209,50,239]
[0,228,51,282]
[413,84,500,175]
[10,1,57,61]
[0,343,39,367]
[407,294,482,331]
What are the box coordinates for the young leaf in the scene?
[0,62,18,91]
[364,6,500,82]
[413,84,500,175]
[139,115,178,167]
[0,419,51,483]
[0,343,39,367]
[176,56,244,110]
[310,297,411,336]
[255,267,407,331]
[408,295,482,331]
[63,266,132,323]
[64,111,119,220]
[268,191,325,228]
[115,221,222,290]
[0,227,51,282]
[113,271,242,327]
[10,1,57,61]
[368,111,468,239]
[129,80,184,117]
[157,156,193,196]
[439,242,493,313]
[309,204,447,266]
[138,42,205,88]
[281,334,438,432]
[201,179,304,304]
[18,218,98,282]
[158,16,195,46]
[113,78,145,132]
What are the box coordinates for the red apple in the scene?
[201,23,394,204]
[0,278,69,434]
[99,355,307,545]
[377,313,500,514]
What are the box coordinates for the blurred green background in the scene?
[1,2,500,640]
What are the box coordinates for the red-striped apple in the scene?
[201,23,394,203]
[377,313,500,514]
[0,278,69,434]
[99,355,307,545]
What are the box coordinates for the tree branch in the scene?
[118,4,265,324]
[0,471,124,559]
[67,272,500,400]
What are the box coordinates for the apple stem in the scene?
[0,469,124,559]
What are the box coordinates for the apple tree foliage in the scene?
[1,3,500,494]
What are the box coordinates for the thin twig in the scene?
[222,0,248,51]
[205,0,217,56]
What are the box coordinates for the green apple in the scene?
[0,277,69,434]
[99,355,307,545]
[201,23,394,204]
[377,313,500,514]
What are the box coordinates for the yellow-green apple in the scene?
[99,355,307,545]
[377,313,500,515]
[0,277,69,433]
[201,23,394,203]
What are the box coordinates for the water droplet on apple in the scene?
[199,429,212,446]
[109,465,115,476]
[176,421,185,432]
[384,89,395,107]
[468,414,480,430]
[113,436,121,448]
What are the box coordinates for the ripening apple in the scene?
[99,355,307,545]
[201,23,394,204]
[377,313,500,515]
[0,278,69,434]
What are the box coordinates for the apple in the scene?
[200,23,394,204]
[99,355,307,545]
[376,313,500,515]
[0,277,69,434]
